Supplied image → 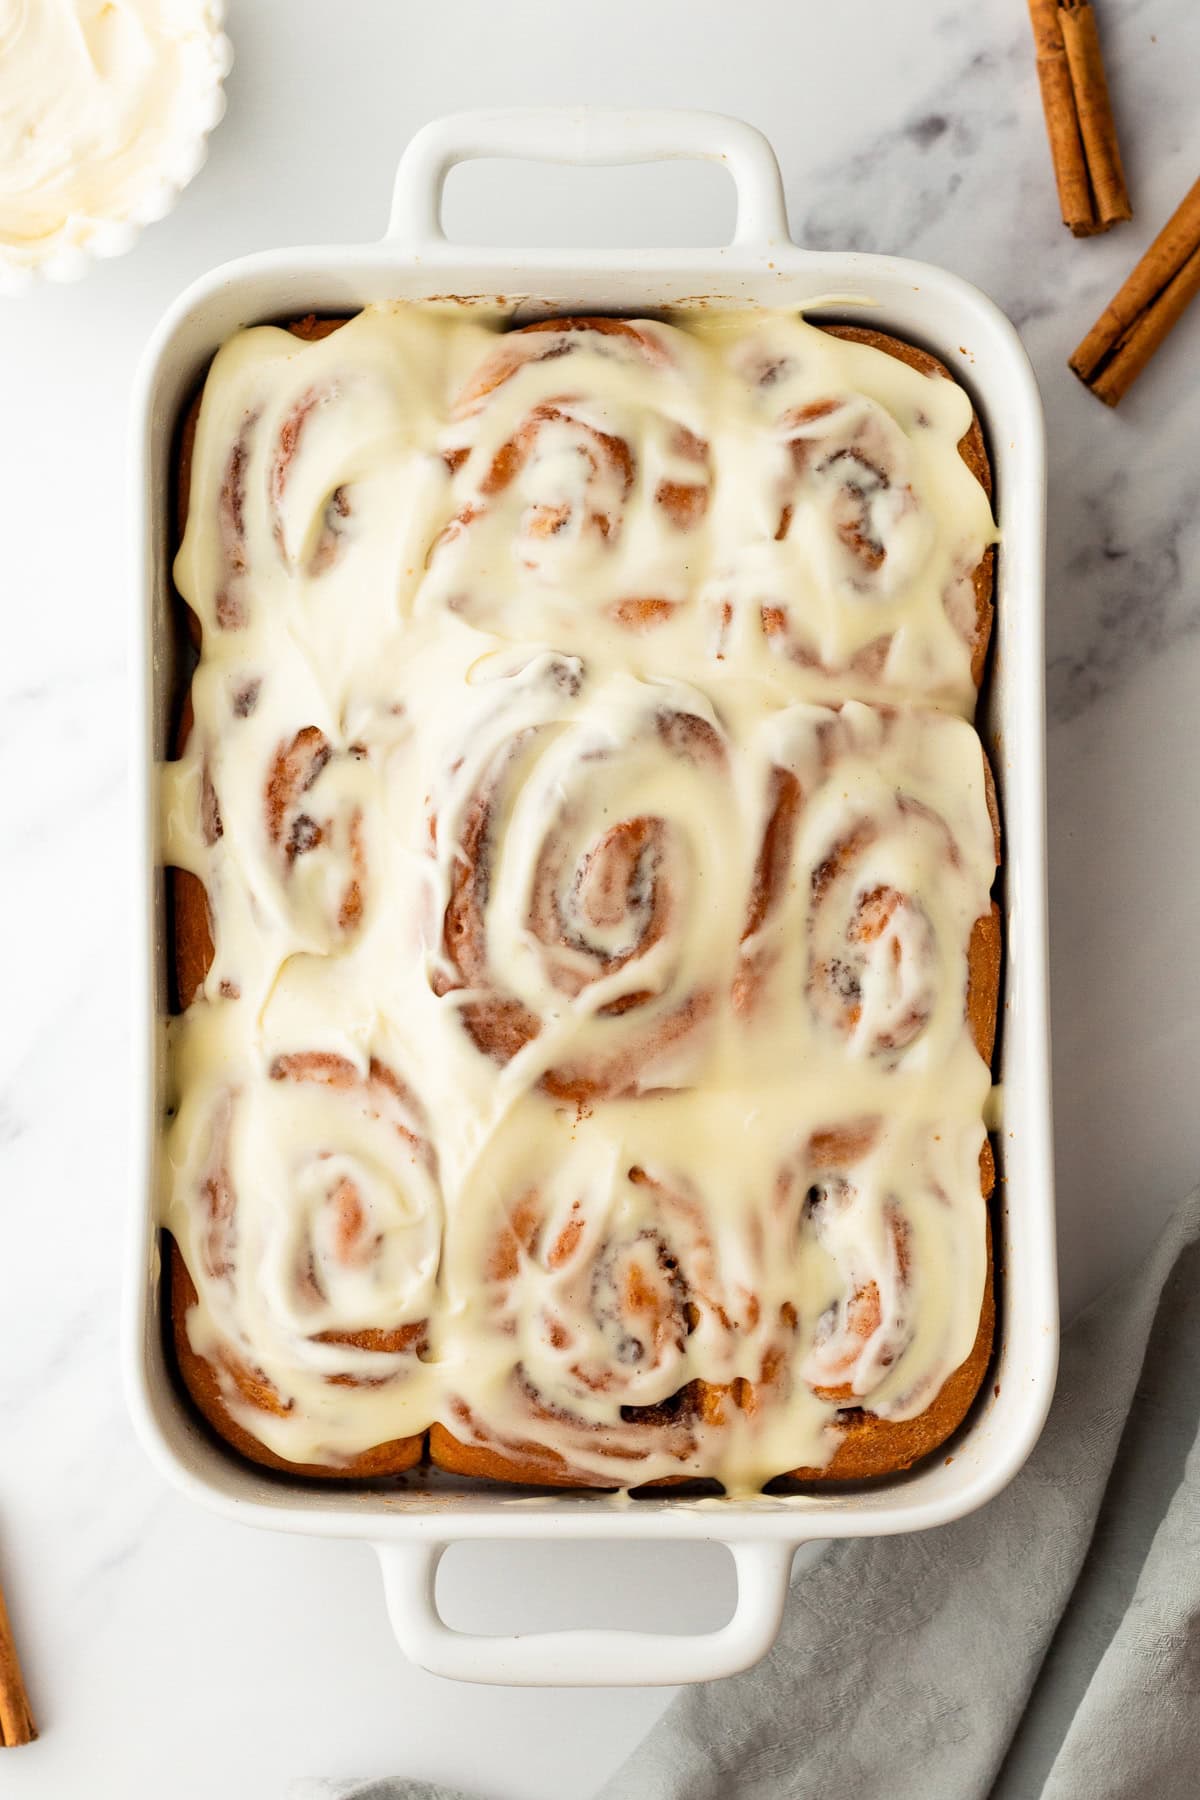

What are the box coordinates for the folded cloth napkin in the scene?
[297,1186,1200,1800]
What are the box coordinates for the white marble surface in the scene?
[2,1,1198,1794]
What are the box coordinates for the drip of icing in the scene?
[161,306,999,1484]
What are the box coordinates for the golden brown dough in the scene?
[785,1145,996,1483]
[429,1416,615,1490]
[429,1404,723,1493]
[168,1243,424,1478]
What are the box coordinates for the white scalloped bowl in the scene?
[0,2,232,297]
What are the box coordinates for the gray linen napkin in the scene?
[297,1185,1200,1800]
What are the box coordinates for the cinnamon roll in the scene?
[430,1156,738,1486]
[705,321,995,709]
[175,316,346,586]
[165,1036,442,1475]
[165,677,378,1007]
[426,658,734,1104]
[737,700,1001,1076]
[174,308,449,651]
[780,1121,996,1482]
[422,316,712,638]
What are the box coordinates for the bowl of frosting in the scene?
[0,0,232,294]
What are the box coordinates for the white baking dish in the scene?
[126,108,1057,1688]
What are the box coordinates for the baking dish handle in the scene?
[376,1538,814,1686]
[387,107,790,250]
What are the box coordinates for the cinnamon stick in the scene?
[1070,176,1200,404]
[1028,0,1096,234]
[0,1576,36,1748]
[1027,0,1131,235]
[1058,1,1132,226]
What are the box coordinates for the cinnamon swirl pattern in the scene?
[172,308,452,670]
[736,700,1001,1075]
[162,661,382,1004]
[425,655,732,1103]
[705,319,995,703]
[421,317,715,641]
[164,1013,442,1474]
[162,305,1001,1484]
[433,1147,750,1485]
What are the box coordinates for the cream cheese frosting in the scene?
[0,0,228,280]
[161,306,1000,1488]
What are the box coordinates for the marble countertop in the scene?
[2,1,1197,1794]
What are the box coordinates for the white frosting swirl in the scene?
[0,0,229,281]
